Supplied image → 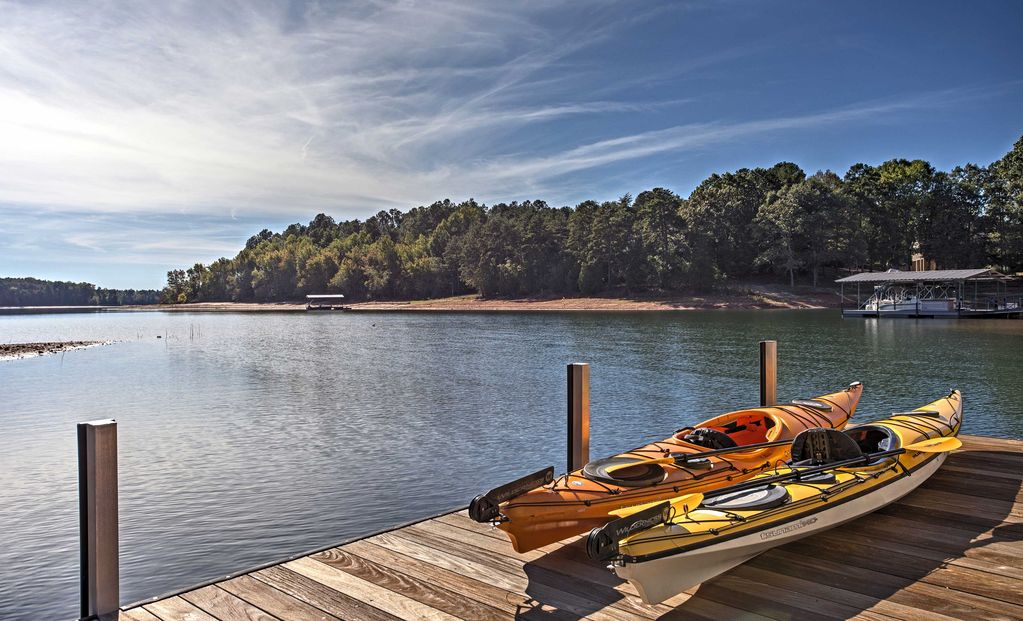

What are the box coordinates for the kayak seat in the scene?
[791,428,862,465]
[682,428,737,450]
[674,414,774,445]
[702,485,790,511]
[844,425,900,453]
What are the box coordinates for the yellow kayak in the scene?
[586,390,963,604]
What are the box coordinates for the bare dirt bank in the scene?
[347,285,840,312]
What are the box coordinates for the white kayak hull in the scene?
[615,453,946,604]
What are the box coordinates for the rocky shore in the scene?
[0,341,108,360]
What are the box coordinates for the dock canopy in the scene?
[306,294,345,299]
[835,269,996,284]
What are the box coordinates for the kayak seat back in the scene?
[791,427,863,465]
[681,428,737,449]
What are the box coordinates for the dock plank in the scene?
[342,539,576,620]
[311,547,505,620]
[180,585,280,621]
[374,529,643,621]
[396,522,666,620]
[218,575,340,621]
[119,609,164,621]
[284,556,460,621]
[121,434,1023,621]
[144,596,221,621]
[253,566,399,621]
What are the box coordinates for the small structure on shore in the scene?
[305,294,349,311]
[836,269,1022,318]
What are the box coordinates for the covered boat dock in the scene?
[836,269,1023,318]
[305,294,350,311]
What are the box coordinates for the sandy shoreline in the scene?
[348,293,835,312]
[3,285,840,314]
[0,341,109,360]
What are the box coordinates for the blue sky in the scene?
[0,0,1020,289]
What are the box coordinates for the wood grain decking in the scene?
[120,434,1023,620]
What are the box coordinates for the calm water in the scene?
[1,309,1021,618]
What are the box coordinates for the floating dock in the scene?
[119,434,1022,620]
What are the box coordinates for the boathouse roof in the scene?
[835,268,997,283]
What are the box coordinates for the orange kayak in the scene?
[469,382,862,552]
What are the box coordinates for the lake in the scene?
[1,309,1021,619]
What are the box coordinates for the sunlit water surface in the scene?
[1,310,1021,618]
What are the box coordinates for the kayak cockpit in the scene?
[845,424,900,452]
[790,425,901,467]
[673,411,778,448]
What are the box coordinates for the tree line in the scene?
[0,277,161,306]
[162,135,1023,303]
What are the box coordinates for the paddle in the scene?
[691,436,963,502]
[586,435,962,561]
[605,438,792,474]
[899,436,962,453]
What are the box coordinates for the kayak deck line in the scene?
[118,433,1023,621]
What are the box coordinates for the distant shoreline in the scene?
[1,285,840,314]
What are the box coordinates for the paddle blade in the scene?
[606,457,673,474]
[609,493,703,518]
[903,437,962,453]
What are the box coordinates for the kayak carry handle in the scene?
[468,466,555,522]
[586,501,671,561]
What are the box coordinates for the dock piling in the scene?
[759,340,778,406]
[567,363,590,471]
[78,419,118,619]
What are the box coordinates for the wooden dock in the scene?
[119,434,1022,620]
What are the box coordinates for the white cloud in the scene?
[0,0,970,226]
[0,1,739,218]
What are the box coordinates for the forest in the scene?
[0,277,160,307]
[162,135,1023,303]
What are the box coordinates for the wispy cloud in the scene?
[0,1,737,218]
[473,93,964,183]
